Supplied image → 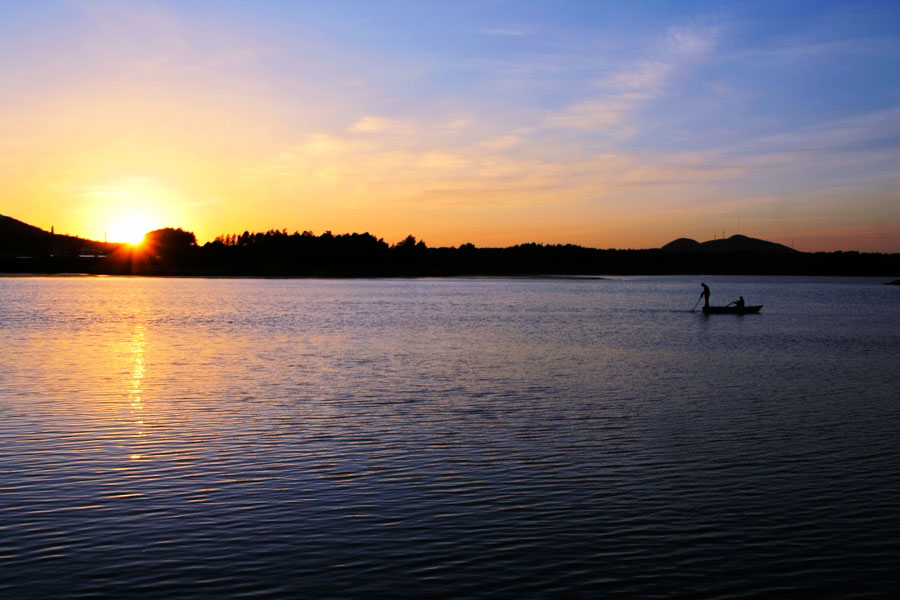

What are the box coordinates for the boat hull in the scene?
[702,305,762,314]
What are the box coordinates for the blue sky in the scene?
[1,0,897,250]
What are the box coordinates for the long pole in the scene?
[691,296,701,312]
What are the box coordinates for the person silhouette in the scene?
[727,296,746,309]
[700,283,710,308]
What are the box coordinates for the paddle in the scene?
[690,296,702,312]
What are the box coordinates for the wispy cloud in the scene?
[735,109,897,157]
[481,25,530,37]
[664,24,719,56]
[547,60,671,136]
[477,134,526,150]
[690,108,900,200]
[547,25,719,137]
[67,0,188,71]
[348,116,395,134]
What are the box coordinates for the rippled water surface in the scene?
[2,276,898,598]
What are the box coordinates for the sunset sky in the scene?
[1,0,897,251]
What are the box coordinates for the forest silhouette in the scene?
[1,216,898,277]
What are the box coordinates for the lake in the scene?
[1,275,898,598]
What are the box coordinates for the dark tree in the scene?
[144,228,197,260]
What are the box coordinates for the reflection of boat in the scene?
[702,305,762,314]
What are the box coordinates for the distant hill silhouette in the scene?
[1,213,116,257]
[661,234,796,253]
[0,214,54,253]
[660,238,702,252]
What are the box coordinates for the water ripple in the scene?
[1,276,898,598]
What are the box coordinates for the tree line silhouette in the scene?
[98,227,900,277]
[2,220,898,277]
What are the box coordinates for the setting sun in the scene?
[109,214,155,245]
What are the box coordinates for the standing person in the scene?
[700,282,711,308]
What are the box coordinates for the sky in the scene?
[1,0,897,251]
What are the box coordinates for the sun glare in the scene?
[109,214,154,245]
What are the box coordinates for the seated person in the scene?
[728,296,746,309]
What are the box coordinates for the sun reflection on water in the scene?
[129,324,147,459]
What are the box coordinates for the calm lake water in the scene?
[1,275,898,598]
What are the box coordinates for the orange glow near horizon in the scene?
[71,178,177,245]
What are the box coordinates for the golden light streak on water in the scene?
[128,324,147,460]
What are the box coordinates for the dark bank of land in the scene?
[2,214,899,278]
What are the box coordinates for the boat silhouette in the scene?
[702,305,762,314]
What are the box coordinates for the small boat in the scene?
[702,305,762,314]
